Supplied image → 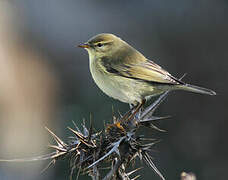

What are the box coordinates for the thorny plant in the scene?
[0,91,178,180]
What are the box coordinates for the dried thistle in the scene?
[0,91,170,180]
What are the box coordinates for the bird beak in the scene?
[78,43,90,48]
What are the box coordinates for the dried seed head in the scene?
[0,91,171,180]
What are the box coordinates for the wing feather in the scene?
[103,58,181,85]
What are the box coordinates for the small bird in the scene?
[78,33,216,106]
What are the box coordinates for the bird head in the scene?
[78,33,128,60]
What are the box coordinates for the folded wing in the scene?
[103,59,183,85]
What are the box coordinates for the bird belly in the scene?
[90,61,164,104]
[90,66,132,103]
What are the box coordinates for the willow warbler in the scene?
[78,33,216,105]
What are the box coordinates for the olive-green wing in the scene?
[104,59,182,85]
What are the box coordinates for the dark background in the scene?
[0,0,227,180]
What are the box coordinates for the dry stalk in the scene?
[0,91,185,180]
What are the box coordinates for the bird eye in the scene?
[97,43,103,47]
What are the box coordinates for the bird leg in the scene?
[120,102,140,122]
[121,108,133,122]
[127,99,146,122]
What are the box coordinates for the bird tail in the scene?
[176,84,216,96]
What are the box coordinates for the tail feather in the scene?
[177,84,216,96]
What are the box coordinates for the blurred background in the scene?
[0,0,227,179]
